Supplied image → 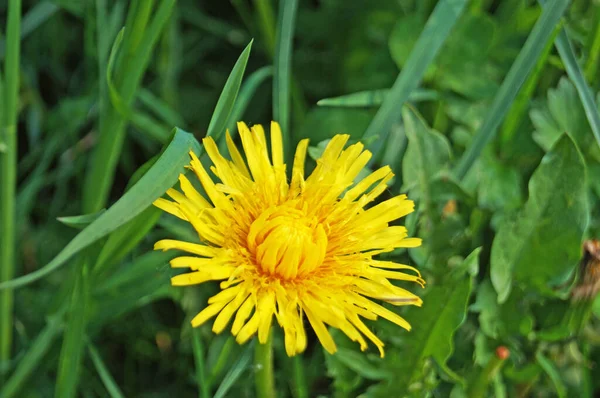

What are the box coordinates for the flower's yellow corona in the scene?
[154,122,424,357]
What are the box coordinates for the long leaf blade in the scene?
[206,40,253,140]
[453,0,570,180]
[362,0,467,153]
[0,128,201,290]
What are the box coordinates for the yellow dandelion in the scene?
[154,121,424,357]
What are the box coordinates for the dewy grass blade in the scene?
[88,343,125,398]
[0,128,201,290]
[453,0,570,180]
[206,40,253,141]
[362,0,467,155]
[539,0,600,151]
[273,0,298,155]
[0,0,21,372]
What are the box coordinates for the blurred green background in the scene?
[2,0,600,396]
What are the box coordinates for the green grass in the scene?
[2,0,600,397]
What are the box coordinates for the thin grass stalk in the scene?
[0,0,21,371]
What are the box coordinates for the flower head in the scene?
[154,121,424,357]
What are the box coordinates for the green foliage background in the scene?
[1,0,600,397]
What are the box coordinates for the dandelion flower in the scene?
[154,122,424,357]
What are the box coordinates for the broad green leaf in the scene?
[401,107,453,216]
[369,250,475,397]
[364,0,467,155]
[454,0,571,180]
[57,210,106,230]
[0,128,201,290]
[491,134,588,303]
[317,88,438,108]
[540,0,600,154]
[206,40,253,141]
[333,348,390,381]
[531,77,600,161]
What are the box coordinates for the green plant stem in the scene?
[192,328,210,398]
[466,350,509,398]
[292,355,308,398]
[254,332,276,398]
[0,0,21,371]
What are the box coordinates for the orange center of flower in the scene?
[247,205,328,280]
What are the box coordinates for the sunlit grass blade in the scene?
[273,0,298,154]
[0,128,200,290]
[55,263,89,398]
[539,0,600,151]
[453,0,570,180]
[88,343,125,398]
[0,0,21,373]
[206,40,253,140]
[0,316,63,398]
[362,0,467,155]
[192,328,210,398]
[213,343,253,398]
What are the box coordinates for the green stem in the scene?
[254,333,276,398]
[291,355,308,398]
[0,0,21,372]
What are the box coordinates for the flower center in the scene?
[247,205,328,279]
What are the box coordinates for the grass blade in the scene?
[192,328,210,398]
[55,263,90,398]
[273,0,298,152]
[0,0,21,372]
[453,0,570,180]
[213,343,253,398]
[83,0,176,213]
[206,40,253,140]
[362,0,467,153]
[0,128,200,290]
[0,315,64,398]
[88,343,125,398]
[317,88,439,108]
[224,65,272,139]
[539,0,600,151]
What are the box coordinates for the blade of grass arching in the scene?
[453,0,570,180]
[213,343,254,398]
[83,0,175,213]
[499,24,560,147]
[88,343,125,398]
[192,328,210,398]
[0,128,200,290]
[206,40,253,141]
[273,0,298,154]
[539,0,600,151]
[0,315,64,398]
[0,0,21,372]
[362,0,467,156]
[55,263,90,398]
[138,88,185,127]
